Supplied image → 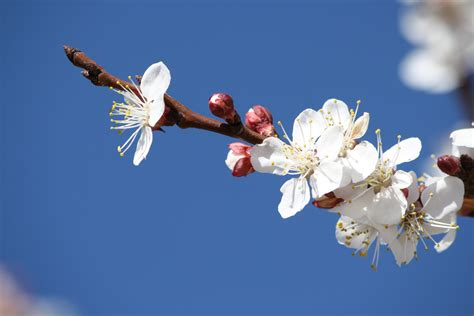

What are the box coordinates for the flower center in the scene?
[109,78,152,157]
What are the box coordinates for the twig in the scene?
[63,45,267,145]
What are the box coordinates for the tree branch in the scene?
[63,45,266,145]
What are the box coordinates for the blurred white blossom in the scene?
[399,0,474,93]
[0,267,79,316]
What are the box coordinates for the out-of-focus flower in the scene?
[399,0,474,93]
[250,109,350,218]
[0,267,79,316]
[333,131,422,226]
[245,105,275,137]
[110,62,171,165]
[451,124,474,157]
[225,143,254,177]
[209,93,235,120]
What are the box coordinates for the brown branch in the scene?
[457,75,474,121]
[63,45,266,145]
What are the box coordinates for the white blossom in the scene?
[334,131,422,226]
[250,108,350,218]
[110,62,171,166]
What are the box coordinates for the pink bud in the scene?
[245,105,275,137]
[229,143,252,155]
[225,142,254,177]
[401,188,409,199]
[232,157,254,177]
[437,155,461,176]
[209,93,235,120]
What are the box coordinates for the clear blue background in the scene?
[1,1,472,315]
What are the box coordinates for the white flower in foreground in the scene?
[250,109,350,218]
[319,99,377,183]
[399,0,474,93]
[110,62,171,166]
[334,131,422,226]
[382,172,464,266]
[450,124,474,157]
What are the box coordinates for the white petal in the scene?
[335,216,376,251]
[311,160,350,198]
[225,151,245,171]
[278,178,310,219]
[406,171,420,205]
[395,232,418,266]
[148,97,165,127]
[367,187,407,226]
[373,223,403,265]
[292,109,325,149]
[391,170,413,189]
[383,137,422,167]
[350,112,370,140]
[321,98,351,130]
[421,176,464,219]
[249,137,291,175]
[315,126,345,159]
[140,62,171,102]
[133,126,153,166]
[436,230,457,253]
[335,187,373,221]
[451,128,474,149]
[345,141,378,182]
[435,214,457,253]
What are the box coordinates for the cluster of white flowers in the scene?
[103,62,470,270]
[247,99,467,270]
[399,0,474,93]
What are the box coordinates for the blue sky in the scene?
[1,1,472,315]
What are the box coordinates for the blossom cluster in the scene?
[104,61,470,270]
[227,100,471,270]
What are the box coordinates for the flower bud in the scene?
[209,93,235,120]
[225,142,255,177]
[437,155,461,176]
[312,192,343,209]
[245,105,275,137]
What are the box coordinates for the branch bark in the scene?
[63,45,266,145]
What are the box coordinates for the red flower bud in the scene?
[225,142,254,177]
[232,157,254,177]
[209,93,235,120]
[245,105,275,137]
[401,188,409,198]
[437,155,461,176]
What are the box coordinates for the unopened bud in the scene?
[312,193,343,209]
[209,93,235,120]
[437,155,461,176]
[245,105,275,137]
[225,142,255,177]
[401,188,409,199]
